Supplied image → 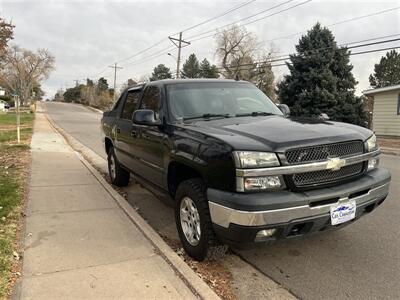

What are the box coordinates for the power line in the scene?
[90,66,110,79]
[221,36,400,69]
[226,45,400,72]
[270,33,400,59]
[112,0,296,68]
[74,4,400,82]
[116,38,167,64]
[122,45,177,68]
[350,45,400,56]
[116,0,259,65]
[265,6,400,42]
[116,34,400,71]
[174,0,258,34]
[90,0,308,79]
[186,0,300,41]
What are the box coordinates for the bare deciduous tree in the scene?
[215,25,277,99]
[0,46,55,104]
[215,25,260,80]
[252,52,277,101]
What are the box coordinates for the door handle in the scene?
[131,130,138,138]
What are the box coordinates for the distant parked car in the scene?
[0,100,9,111]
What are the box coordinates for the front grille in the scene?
[285,141,365,188]
[292,162,364,186]
[285,140,364,165]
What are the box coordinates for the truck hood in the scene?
[178,115,372,152]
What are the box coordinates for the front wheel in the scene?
[175,179,218,261]
[107,146,130,187]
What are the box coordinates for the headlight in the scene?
[236,176,285,192]
[366,134,378,152]
[233,151,280,168]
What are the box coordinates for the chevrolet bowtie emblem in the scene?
[326,157,346,171]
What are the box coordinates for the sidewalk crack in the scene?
[24,254,158,278]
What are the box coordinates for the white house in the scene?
[363,84,400,137]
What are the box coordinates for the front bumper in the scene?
[208,168,391,246]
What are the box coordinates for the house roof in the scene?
[362,84,400,95]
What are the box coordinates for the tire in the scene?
[107,146,130,187]
[175,178,219,261]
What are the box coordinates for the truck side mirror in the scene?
[132,109,161,126]
[277,104,290,117]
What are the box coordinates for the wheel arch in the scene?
[167,161,205,198]
[104,137,114,155]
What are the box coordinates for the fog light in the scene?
[244,176,282,191]
[368,158,379,171]
[255,228,277,242]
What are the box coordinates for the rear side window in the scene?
[121,90,141,120]
[140,86,161,119]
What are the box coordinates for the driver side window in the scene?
[140,86,161,119]
[121,90,141,120]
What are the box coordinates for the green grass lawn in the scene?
[0,150,21,296]
[0,113,34,126]
[0,128,33,143]
[0,112,34,298]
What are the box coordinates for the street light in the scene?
[167,53,180,79]
[167,53,177,62]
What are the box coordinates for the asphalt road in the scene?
[46,102,400,300]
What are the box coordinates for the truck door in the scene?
[131,85,166,187]
[114,89,141,169]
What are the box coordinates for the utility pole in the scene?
[74,79,80,86]
[109,63,123,101]
[169,32,190,79]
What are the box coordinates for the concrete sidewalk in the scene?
[16,110,207,299]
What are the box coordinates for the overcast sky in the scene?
[1,0,399,98]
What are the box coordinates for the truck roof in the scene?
[127,78,250,91]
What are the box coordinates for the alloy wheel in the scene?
[180,197,201,246]
[109,155,116,180]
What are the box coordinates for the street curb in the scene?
[42,109,220,300]
[50,101,103,114]
[81,104,103,114]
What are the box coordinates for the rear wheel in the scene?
[175,178,219,261]
[107,146,130,187]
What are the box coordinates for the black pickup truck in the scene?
[101,79,391,261]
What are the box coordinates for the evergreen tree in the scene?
[86,78,94,87]
[199,58,219,78]
[150,64,172,81]
[96,77,108,95]
[369,50,400,88]
[181,54,201,78]
[277,23,366,126]
[63,85,84,103]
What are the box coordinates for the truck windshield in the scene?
[166,82,282,120]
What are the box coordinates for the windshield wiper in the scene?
[235,111,276,117]
[183,113,233,120]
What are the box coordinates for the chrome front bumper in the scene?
[209,182,390,228]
